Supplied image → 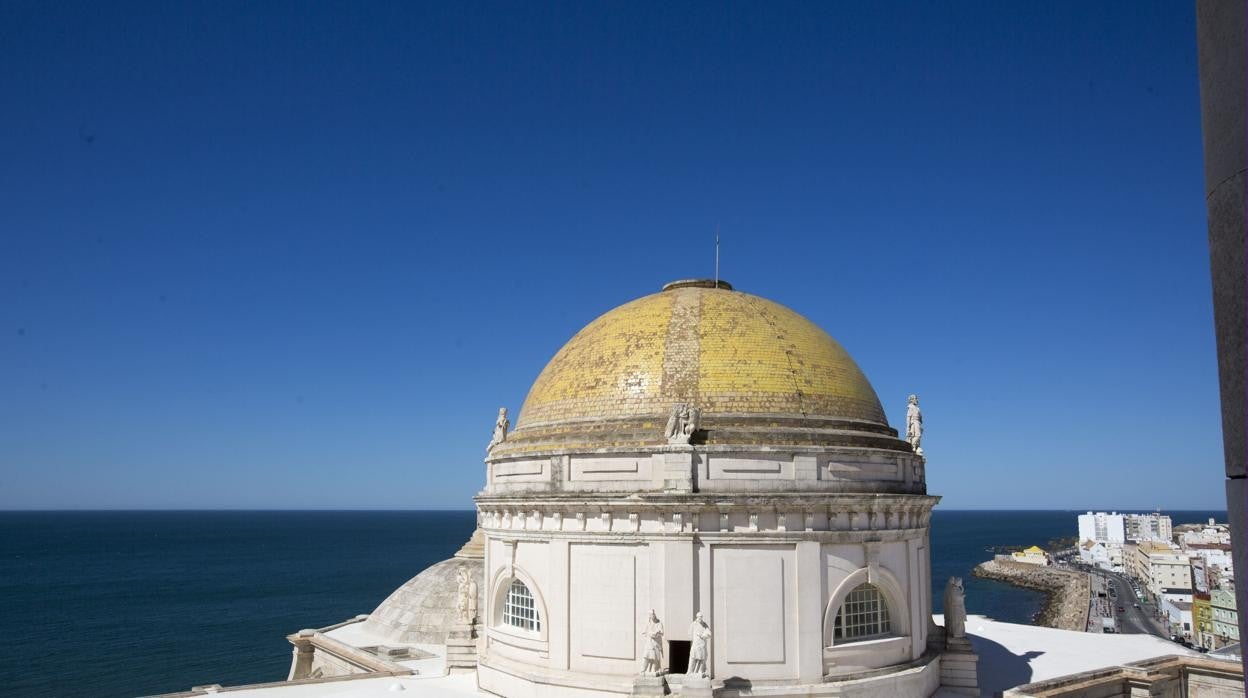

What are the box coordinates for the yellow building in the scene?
[1192,592,1214,650]
[1012,545,1049,566]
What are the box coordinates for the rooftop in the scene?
[161,615,1215,698]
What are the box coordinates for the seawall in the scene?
[972,558,1090,631]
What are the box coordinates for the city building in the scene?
[1162,597,1194,640]
[1126,514,1174,544]
[1195,592,1215,649]
[1212,587,1240,649]
[1178,520,1232,547]
[1130,542,1193,601]
[1078,512,1126,545]
[1185,544,1235,580]
[1079,540,1111,569]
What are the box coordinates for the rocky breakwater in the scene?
[973,558,1090,631]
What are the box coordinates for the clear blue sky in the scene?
[0,2,1222,510]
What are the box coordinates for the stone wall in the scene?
[1003,654,1242,697]
[973,559,1090,631]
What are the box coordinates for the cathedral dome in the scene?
[492,280,900,456]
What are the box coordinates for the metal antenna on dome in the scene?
[714,226,720,288]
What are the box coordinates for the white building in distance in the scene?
[1127,514,1174,544]
[1131,542,1194,601]
[1078,512,1126,545]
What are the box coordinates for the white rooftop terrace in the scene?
[939,614,1205,696]
[164,615,1221,698]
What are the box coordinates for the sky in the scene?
[0,1,1224,510]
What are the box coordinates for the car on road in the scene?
[1117,606,1124,612]
[1133,603,1140,608]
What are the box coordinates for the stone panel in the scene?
[713,545,797,679]
[494,460,547,482]
[570,545,641,669]
[709,455,791,479]
[570,456,649,481]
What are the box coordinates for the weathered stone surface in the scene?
[445,622,479,672]
[1197,0,1248,669]
[629,674,666,696]
[679,675,713,697]
[359,557,483,645]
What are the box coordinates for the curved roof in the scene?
[514,280,887,430]
[359,557,483,645]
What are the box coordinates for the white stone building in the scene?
[475,279,947,697]
[1077,512,1125,545]
[1078,540,1113,570]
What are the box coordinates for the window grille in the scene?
[503,579,540,632]
[833,583,891,642]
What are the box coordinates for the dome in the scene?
[492,280,899,456]
[358,532,484,645]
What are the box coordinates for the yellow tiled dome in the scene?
[513,280,887,431]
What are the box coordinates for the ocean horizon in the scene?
[0,508,1227,697]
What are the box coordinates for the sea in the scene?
[0,509,1227,697]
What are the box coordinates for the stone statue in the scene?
[905,394,923,456]
[455,565,478,624]
[943,576,966,641]
[665,403,700,445]
[683,406,700,439]
[664,404,684,443]
[687,611,711,678]
[640,609,664,675]
[487,407,509,452]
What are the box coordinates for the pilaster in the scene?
[795,540,824,683]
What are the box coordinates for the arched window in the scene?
[503,579,541,631]
[833,583,891,642]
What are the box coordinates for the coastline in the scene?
[972,557,1090,631]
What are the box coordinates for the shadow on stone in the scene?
[969,633,1042,696]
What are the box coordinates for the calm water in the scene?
[0,509,1226,697]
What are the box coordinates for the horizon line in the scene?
[0,506,1230,514]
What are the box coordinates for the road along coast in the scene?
[973,557,1091,631]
